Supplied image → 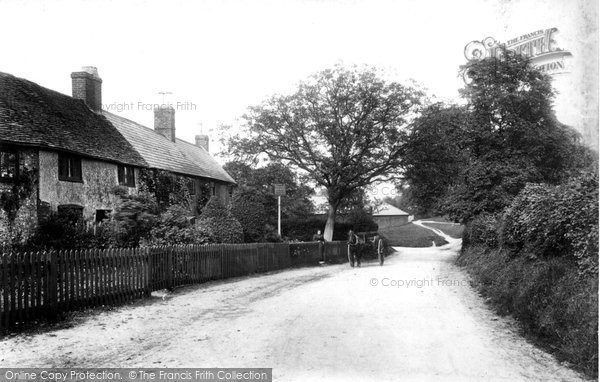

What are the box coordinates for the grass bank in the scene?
[457,245,598,378]
[421,222,464,239]
[379,223,447,247]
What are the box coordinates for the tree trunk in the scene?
[324,203,337,241]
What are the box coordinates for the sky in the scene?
[0,0,597,198]
[0,0,510,145]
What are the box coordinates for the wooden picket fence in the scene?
[0,241,348,332]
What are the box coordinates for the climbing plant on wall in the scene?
[138,168,193,210]
[0,166,35,221]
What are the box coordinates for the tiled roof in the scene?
[372,203,410,216]
[175,138,235,183]
[0,71,146,167]
[103,112,235,184]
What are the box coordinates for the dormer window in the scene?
[117,165,135,187]
[0,149,17,180]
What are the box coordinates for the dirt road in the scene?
[0,237,587,381]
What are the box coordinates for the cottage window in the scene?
[0,149,17,180]
[57,204,84,225]
[117,165,135,187]
[58,154,82,182]
[95,209,111,223]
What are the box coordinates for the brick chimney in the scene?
[195,134,209,152]
[154,106,176,142]
[71,66,102,111]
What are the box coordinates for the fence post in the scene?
[167,247,174,291]
[1,253,7,332]
[46,251,58,321]
[320,242,325,263]
[144,248,151,297]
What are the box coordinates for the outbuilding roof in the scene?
[0,71,146,167]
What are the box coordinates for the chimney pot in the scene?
[195,134,209,152]
[81,66,99,77]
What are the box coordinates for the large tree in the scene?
[226,65,423,240]
[224,161,314,220]
[401,49,594,223]
[400,103,469,216]
[224,161,314,241]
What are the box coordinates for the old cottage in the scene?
[0,67,235,241]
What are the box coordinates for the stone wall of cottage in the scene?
[38,150,139,222]
[0,148,39,244]
[0,148,232,245]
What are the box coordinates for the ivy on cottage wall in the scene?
[0,165,36,245]
[137,168,212,214]
[0,167,35,221]
[108,169,219,247]
[138,169,192,209]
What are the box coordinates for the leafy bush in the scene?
[17,211,117,251]
[343,208,379,232]
[457,246,598,377]
[142,204,214,246]
[282,217,353,241]
[462,213,500,249]
[231,189,268,242]
[282,212,378,242]
[262,223,282,242]
[457,173,599,377]
[20,212,83,250]
[112,191,159,247]
[498,173,598,273]
[197,196,244,244]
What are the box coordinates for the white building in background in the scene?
[464,0,598,152]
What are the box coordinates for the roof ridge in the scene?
[0,70,85,107]
[175,136,200,148]
[102,110,166,137]
[175,137,213,155]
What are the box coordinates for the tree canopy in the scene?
[226,65,423,239]
[401,49,596,222]
[224,161,314,241]
[400,103,469,216]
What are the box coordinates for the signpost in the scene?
[273,184,286,236]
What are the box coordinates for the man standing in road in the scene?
[312,230,325,263]
[347,229,360,267]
